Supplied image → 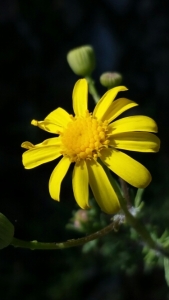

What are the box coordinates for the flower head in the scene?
[22,79,160,214]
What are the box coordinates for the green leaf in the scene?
[134,188,144,207]
[164,257,169,286]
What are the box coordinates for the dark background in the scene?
[1,0,169,299]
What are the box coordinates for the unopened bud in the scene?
[74,209,88,230]
[0,213,14,249]
[100,72,122,88]
[67,45,95,76]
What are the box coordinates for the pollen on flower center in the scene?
[60,111,109,162]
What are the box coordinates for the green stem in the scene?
[85,76,100,104]
[11,221,116,250]
[119,177,131,208]
[119,178,169,258]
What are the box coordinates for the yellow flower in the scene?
[22,79,160,214]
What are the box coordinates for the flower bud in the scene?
[73,209,88,230]
[100,72,123,89]
[67,45,96,76]
[0,213,14,249]
[66,209,89,233]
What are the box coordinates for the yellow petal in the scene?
[102,98,138,123]
[86,160,120,214]
[49,157,71,201]
[72,161,89,209]
[72,79,88,116]
[22,140,62,169]
[21,141,35,149]
[100,148,152,188]
[45,107,72,128]
[21,137,61,149]
[93,86,128,120]
[40,137,62,146]
[31,119,63,134]
[109,132,160,152]
[108,115,158,134]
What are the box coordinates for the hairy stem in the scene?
[11,221,117,250]
[119,178,169,258]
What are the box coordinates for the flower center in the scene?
[60,111,109,162]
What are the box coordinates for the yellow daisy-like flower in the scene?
[22,79,160,214]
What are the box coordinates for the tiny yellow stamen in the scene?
[60,111,109,162]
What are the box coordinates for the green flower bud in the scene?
[100,72,123,88]
[0,213,14,249]
[67,45,96,76]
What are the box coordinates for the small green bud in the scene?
[67,45,96,76]
[0,213,14,249]
[100,72,123,88]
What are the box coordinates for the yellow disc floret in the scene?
[60,111,109,162]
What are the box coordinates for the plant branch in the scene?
[11,221,117,250]
[85,76,100,104]
[119,177,131,208]
[119,178,169,259]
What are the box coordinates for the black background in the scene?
[1,0,169,299]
